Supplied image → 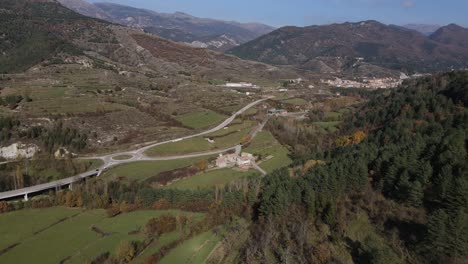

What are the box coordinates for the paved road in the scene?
[83,97,270,169]
[0,98,269,201]
[0,170,98,200]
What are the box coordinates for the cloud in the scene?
[403,0,414,8]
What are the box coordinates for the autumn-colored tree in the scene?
[351,130,367,144]
[65,191,76,207]
[153,199,171,210]
[106,204,121,217]
[0,201,10,213]
[197,160,207,171]
[119,201,134,213]
[302,160,326,173]
[145,215,177,238]
[76,193,83,208]
[115,241,136,263]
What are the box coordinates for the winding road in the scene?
[0,97,271,201]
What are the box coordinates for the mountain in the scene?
[430,24,468,49]
[403,23,440,35]
[0,0,294,81]
[57,0,274,52]
[229,20,468,73]
[57,0,112,20]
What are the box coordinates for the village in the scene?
[321,77,403,89]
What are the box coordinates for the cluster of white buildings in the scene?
[223,82,260,89]
[322,77,403,89]
[216,152,255,170]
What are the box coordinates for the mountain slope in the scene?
[57,0,274,52]
[57,0,112,20]
[430,24,468,49]
[229,21,468,73]
[0,0,101,73]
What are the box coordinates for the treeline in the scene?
[0,176,259,215]
[240,71,468,263]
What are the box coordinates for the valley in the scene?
[0,0,467,264]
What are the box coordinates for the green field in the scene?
[0,207,203,264]
[175,110,226,129]
[280,98,308,106]
[324,111,342,121]
[312,121,342,133]
[159,231,222,264]
[167,168,260,190]
[244,131,292,173]
[145,120,254,157]
[101,157,212,182]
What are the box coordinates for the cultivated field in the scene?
[0,207,203,264]
[175,110,227,129]
[244,131,292,173]
[166,168,260,190]
[101,157,212,182]
[158,231,222,264]
[144,119,255,157]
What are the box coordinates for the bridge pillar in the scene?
[68,183,73,191]
[24,193,28,202]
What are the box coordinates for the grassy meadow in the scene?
[244,131,292,173]
[166,168,260,190]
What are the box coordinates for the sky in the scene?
[90,0,468,27]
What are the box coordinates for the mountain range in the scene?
[57,0,275,52]
[229,21,468,73]
[0,0,295,83]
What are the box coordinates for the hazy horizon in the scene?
[89,0,468,27]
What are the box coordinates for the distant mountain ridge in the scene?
[229,20,468,73]
[57,0,275,52]
[403,23,441,35]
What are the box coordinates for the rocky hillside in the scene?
[229,20,468,73]
[58,0,274,52]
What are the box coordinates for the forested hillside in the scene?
[240,71,468,263]
[0,0,90,73]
